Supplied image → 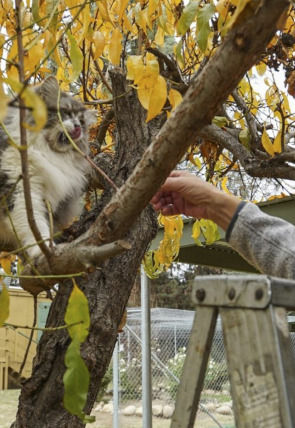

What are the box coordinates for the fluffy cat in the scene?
[0,76,94,259]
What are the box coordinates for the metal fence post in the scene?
[141,266,152,428]
[113,338,119,428]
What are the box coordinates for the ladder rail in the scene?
[171,306,218,428]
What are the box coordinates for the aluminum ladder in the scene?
[171,275,295,428]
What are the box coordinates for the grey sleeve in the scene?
[227,202,295,279]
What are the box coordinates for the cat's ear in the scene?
[35,76,59,104]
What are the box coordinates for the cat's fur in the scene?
[0,76,94,258]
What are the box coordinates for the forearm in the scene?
[206,190,241,231]
[227,203,295,279]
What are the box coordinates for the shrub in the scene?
[119,357,142,400]
[166,348,228,399]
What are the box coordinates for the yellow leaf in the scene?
[146,75,167,122]
[123,12,134,34]
[148,0,158,17]
[0,283,9,327]
[5,78,47,132]
[221,177,232,195]
[262,127,275,157]
[142,7,153,31]
[0,253,11,275]
[119,0,129,21]
[137,54,159,88]
[77,5,92,44]
[109,28,123,66]
[273,132,282,154]
[154,26,165,45]
[169,88,182,110]
[188,152,202,169]
[137,86,152,110]
[256,62,267,76]
[126,55,144,81]
[222,0,252,31]
[0,34,5,59]
[134,3,146,32]
[26,43,44,74]
[0,78,8,122]
[200,219,220,245]
[92,31,105,60]
[98,2,114,26]
[192,221,202,246]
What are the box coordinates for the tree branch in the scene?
[20,240,132,294]
[231,89,260,148]
[15,0,52,262]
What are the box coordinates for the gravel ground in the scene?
[0,390,234,428]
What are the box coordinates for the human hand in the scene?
[151,170,241,230]
[151,170,218,219]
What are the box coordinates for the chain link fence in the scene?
[112,308,231,426]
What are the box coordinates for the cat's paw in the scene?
[26,243,54,260]
[26,246,43,260]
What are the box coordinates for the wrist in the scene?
[207,190,241,231]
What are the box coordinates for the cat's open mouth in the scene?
[59,126,82,144]
[69,126,82,140]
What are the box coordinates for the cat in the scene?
[0,76,94,259]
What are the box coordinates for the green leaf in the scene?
[239,128,251,150]
[192,221,203,246]
[65,282,90,343]
[212,116,229,128]
[196,4,215,52]
[0,282,10,327]
[63,339,95,423]
[175,39,184,66]
[32,0,41,23]
[67,31,83,82]
[200,219,220,245]
[192,220,220,246]
[177,1,201,36]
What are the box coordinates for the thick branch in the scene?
[20,240,131,294]
[200,124,295,179]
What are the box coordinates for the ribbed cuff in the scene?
[225,201,247,242]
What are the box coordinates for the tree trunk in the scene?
[13,71,158,428]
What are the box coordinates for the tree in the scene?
[0,0,292,426]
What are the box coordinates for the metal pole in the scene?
[113,338,119,428]
[141,266,152,428]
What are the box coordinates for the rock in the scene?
[135,407,143,416]
[123,405,136,416]
[201,402,216,412]
[222,389,230,396]
[216,405,232,415]
[94,403,103,412]
[163,405,174,418]
[101,403,113,413]
[152,404,163,417]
